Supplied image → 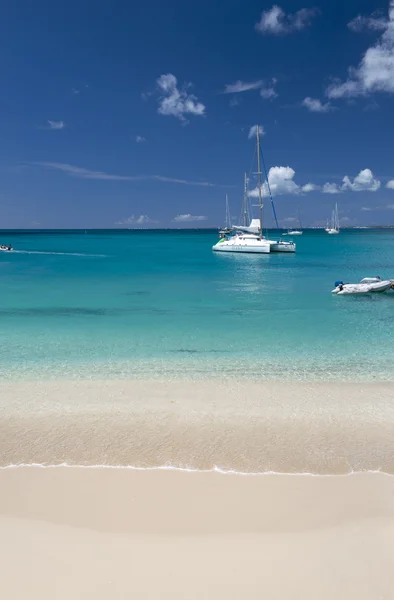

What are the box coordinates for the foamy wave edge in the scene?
[0,462,392,477]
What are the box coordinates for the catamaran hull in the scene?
[212,244,271,254]
[212,239,271,253]
[269,242,296,253]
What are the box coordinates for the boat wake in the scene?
[13,250,107,257]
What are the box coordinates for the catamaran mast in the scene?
[256,127,263,236]
[243,173,248,227]
[225,194,231,229]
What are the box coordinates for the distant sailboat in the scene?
[283,207,303,236]
[219,194,232,235]
[326,203,340,234]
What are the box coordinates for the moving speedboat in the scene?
[0,245,13,252]
[332,277,393,295]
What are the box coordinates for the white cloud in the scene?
[32,162,224,186]
[173,214,207,222]
[342,168,380,192]
[71,88,80,96]
[135,135,146,143]
[323,169,381,194]
[301,183,318,192]
[255,5,318,35]
[348,13,388,32]
[156,73,205,121]
[322,182,342,194]
[302,97,332,113]
[386,180,394,188]
[223,78,278,99]
[248,125,265,139]
[260,78,278,99]
[47,120,65,130]
[115,215,156,226]
[362,203,394,210]
[223,80,263,94]
[326,2,394,98]
[249,166,301,198]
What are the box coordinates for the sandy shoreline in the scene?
[2,379,394,597]
[1,379,394,472]
[1,467,394,599]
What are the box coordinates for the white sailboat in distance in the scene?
[219,194,232,235]
[283,207,303,235]
[326,203,340,234]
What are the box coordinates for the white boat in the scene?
[326,203,340,234]
[0,246,13,252]
[283,208,303,236]
[284,230,302,236]
[215,130,296,254]
[213,128,272,254]
[213,232,271,253]
[332,277,393,295]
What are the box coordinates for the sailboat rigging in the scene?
[325,203,340,234]
[212,126,296,253]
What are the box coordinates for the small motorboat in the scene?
[0,245,13,252]
[332,277,393,295]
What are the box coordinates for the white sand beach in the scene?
[1,379,394,598]
[1,467,394,599]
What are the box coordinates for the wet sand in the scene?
[1,379,394,472]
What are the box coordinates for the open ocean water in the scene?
[1,228,394,382]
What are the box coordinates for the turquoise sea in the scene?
[1,228,394,381]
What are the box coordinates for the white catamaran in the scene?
[326,203,340,234]
[213,127,295,254]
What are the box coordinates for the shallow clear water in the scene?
[1,228,394,381]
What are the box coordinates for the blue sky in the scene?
[2,0,394,228]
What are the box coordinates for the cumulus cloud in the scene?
[249,166,301,198]
[223,80,263,94]
[386,180,394,189]
[342,168,381,192]
[173,214,207,222]
[322,183,342,194]
[255,5,318,35]
[115,215,156,226]
[156,73,205,121]
[326,2,394,98]
[301,183,318,192]
[135,136,146,143]
[302,97,332,112]
[47,120,65,130]
[348,12,388,32]
[323,169,381,194]
[248,125,265,139]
